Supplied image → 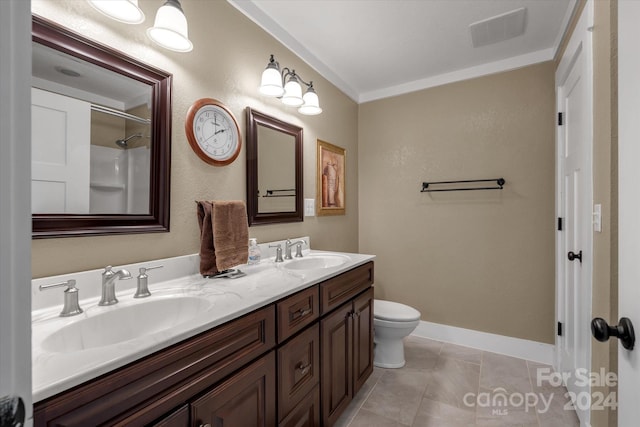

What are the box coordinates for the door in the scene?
[0,0,32,426]
[191,351,276,427]
[320,303,352,426]
[31,87,91,213]
[555,1,593,424]
[352,288,374,395]
[617,1,640,422]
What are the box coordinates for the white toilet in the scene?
[373,299,421,368]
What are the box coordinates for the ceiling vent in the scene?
[469,7,527,48]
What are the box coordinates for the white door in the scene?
[616,1,640,423]
[555,1,593,424]
[31,87,91,214]
[0,0,32,426]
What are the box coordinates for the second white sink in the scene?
[41,296,212,353]
[282,254,350,271]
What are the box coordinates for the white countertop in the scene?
[32,248,375,402]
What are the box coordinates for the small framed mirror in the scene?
[31,16,171,238]
[246,108,303,226]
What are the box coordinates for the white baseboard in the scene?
[411,320,555,365]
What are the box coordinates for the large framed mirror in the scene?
[246,108,303,226]
[31,15,171,238]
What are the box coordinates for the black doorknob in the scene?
[591,317,635,350]
[568,250,582,262]
[0,395,25,427]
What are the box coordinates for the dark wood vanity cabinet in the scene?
[33,261,374,427]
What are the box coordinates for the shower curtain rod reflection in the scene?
[421,178,506,192]
[91,104,151,125]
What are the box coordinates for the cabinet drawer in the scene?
[35,305,276,427]
[149,404,188,427]
[320,262,374,314]
[277,323,320,421]
[278,386,320,427]
[277,285,319,343]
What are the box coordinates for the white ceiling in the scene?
[228,0,577,103]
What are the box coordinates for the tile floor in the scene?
[334,336,580,427]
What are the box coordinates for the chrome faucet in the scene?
[39,279,83,317]
[99,266,131,306]
[285,239,307,259]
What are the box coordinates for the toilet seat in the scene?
[374,299,421,322]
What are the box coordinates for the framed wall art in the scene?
[317,139,345,216]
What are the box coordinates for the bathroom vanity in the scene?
[32,246,374,426]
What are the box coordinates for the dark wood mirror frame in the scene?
[32,16,172,239]
[246,108,303,226]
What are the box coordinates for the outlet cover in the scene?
[305,199,315,217]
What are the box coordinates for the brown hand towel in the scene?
[212,201,249,271]
[196,201,218,276]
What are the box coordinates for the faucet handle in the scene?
[134,265,163,298]
[269,244,284,263]
[139,265,163,275]
[295,241,305,258]
[39,279,83,317]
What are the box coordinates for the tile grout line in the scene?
[344,369,386,427]
[476,350,484,426]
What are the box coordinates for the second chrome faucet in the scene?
[99,266,131,306]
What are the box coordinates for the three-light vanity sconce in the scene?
[259,54,323,115]
[88,1,322,115]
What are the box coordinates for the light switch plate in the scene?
[593,204,602,232]
[305,199,315,217]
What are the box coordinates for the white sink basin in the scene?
[282,254,350,271]
[41,296,212,353]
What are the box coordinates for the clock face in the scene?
[185,99,241,166]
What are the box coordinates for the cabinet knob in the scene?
[199,424,211,427]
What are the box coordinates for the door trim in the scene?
[0,0,33,424]
[554,0,594,424]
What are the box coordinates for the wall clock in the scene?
[185,98,242,166]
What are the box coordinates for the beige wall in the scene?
[358,62,556,344]
[31,0,359,278]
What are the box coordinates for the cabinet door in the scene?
[320,303,353,426]
[191,351,276,427]
[352,288,374,395]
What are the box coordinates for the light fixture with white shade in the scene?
[87,0,145,24]
[147,0,193,52]
[259,54,322,115]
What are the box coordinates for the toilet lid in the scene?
[374,299,421,322]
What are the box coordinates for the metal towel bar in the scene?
[421,178,505,192]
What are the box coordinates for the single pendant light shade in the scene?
[281,74,304,106]
[87,0,145,24]
[298,85,322,115]
[146,0,193,52]
[259,57,285,97]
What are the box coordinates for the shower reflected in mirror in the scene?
[115,133,143,149]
